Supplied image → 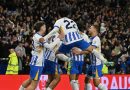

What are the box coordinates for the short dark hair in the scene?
[34,21,45,32]
[57,5,70,17]
[93,24,99,32]
[77,21,84,32]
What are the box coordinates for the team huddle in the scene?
[19,5,113,90]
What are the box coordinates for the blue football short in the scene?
[86,64,103,78]
[30,65,43,80]
[58,39,90,54]
[69,60,84,74]
[42,59,60,74]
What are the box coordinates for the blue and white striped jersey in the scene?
[53,17,83,45]
[69,33,90,62]
[30,33,61,66]
[89,36,102,65]
[44,34,61,62]
[44,49,57,62]
[30,33,44,66]
[70,52,84,61]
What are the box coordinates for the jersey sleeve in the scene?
[44,19,62,40]
[53,19,62,30]
[92,37,100,48]
[42,38,61,50]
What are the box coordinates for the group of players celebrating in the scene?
[19,5,113,90]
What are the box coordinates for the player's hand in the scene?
[58,26,65,40]
[72,47,82,55]
[39,38,45,42]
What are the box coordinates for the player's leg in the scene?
[70,75,79,90]
[93,78,107,90]
[70,74,79,90]
[69,74,76,83]
[47,74,61,90]
[19,78,32,90]
[56,43,72,62]
[43,60,54,90]
[42,60,53,88]
[93,64,107,90]
[46,61,61,90]
[26,80,38,90]
[45,75,53,89]
[85,76,92,90]
[56,53,71,62]
[74,61,84,90]
[69,61,79,90]
[85,65,92,90]
[75,74,80,90]
[26,65,43,90]
[19,65,39,90]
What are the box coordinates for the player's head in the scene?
[88,24,99,35]
[57,5,70,18]
[77,21,84,33]
[34,21,46,34]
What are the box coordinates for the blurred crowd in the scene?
[0,0,130,74]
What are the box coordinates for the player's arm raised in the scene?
[39,26,65,50]
[44,20,62,40]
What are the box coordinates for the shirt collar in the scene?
[90,36,97,40]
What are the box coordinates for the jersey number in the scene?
[64,20,76,29]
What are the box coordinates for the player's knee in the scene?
[28,79,32,83]
[29,83,37,89]
[94,82,99,87]
[30,80,38,89]
[93,80,100,87]
[22,78,32,88]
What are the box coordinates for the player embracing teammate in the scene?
[19,5,112,90]
[44,5,110,90]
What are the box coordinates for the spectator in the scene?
[108,49,127,74]
[23,42,32,74]
[15,42,26,74]
[6,49,18,74]
[100,23,106,34]
[126,55,130,74]
[119,50,129,74]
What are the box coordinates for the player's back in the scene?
[54,17,83,45]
